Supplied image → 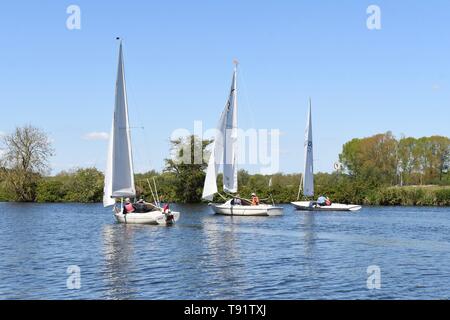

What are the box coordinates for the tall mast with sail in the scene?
[202,62,283,216]
[202,62,238,201]
[303,99,314,198]
[103,40,181,224]
[103,40,135,207]
[291,100,362,212]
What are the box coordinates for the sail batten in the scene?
[202,66,238,200]
[303,100,314,197]
[103,41,135,207]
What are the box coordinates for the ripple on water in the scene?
[0,203,450,299]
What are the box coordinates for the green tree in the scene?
[164,135,211,203]
[0,126,54,201]
[63,168,104,202]
[340,132,398,186]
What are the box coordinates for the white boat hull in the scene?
[291,201,362,212]
[209,200,283,216]
[114,211,180,225]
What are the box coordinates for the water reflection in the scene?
[303,212,317,260]
[202,217,244,298]
[1,203,449,299]
[102,224,138,299]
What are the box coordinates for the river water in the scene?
[0,203,449,300]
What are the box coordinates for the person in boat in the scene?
[231,194,242,206]
[317,196,332,206]
[123,198,135,214]
[134,198,153,213]
[162,203,170,213]
[317,196,327,206]
[251,193,260,206]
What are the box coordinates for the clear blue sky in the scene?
[1,1,449,175]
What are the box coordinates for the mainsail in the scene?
[103,41,136,207]
[303,100,314,197]
[202,65,238,201]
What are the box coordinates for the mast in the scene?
[222,60,238,194]
[202,61,239,200]
[103,39,136,207]
[302,98,314,198]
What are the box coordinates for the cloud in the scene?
[432,84,441,91]
[83,132,109,141]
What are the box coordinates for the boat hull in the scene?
[209,203,283,216]
[114,211,180,225]
[291,201,362,212]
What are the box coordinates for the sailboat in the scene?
[103,40,180,225]
[291,100,362,212]
[202,62,283,216]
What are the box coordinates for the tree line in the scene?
[1,126,449,205]
[340,132,450,187]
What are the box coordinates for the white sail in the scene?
[103,122,115,207]
[222,67,238,193]
[103,41,136,207]
[303,100,314,197]
[202,66,238,200]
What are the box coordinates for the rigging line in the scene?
[117,38,147,174]
[126,67,155,174]
[238,65,256,131]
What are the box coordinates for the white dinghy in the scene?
[291,201,362,212]
[202,62,283,216]
[291,100,361,213]
[103,40,180,225]
[209,200,283,216]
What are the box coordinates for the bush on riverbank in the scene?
[2,168,450,205]
[1,132,449,206]
[366,186,450,206]
[35,168,103,203]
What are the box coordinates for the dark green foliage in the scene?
[162,135,210,203]
[1,132,449,206]
[35,168,104,203]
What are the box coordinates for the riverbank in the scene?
[1,185,450,207]
[1,168,450,206]
[364,185,450,206]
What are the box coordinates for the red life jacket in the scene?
[124,203,135,213]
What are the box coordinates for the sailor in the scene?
[134,198,147,213]
[231,194,242,206]
[162,203,170,213]
[251,193,260,206]
[123,198,135,214]
[317,196,327,206]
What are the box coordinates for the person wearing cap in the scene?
[123,198,135,214]
[251,193,260,206]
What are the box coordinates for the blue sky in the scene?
[0,1,449,174]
